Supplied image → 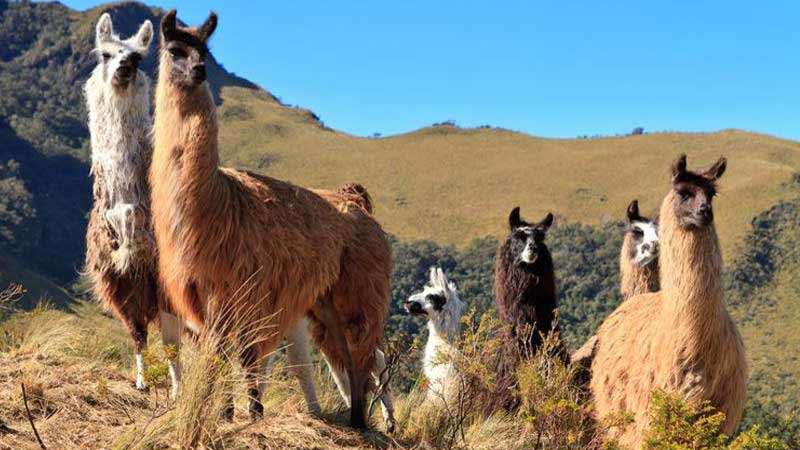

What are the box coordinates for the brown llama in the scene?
[150,10,390,428]
[490,207,564,410]
[84,13,182,397]
[571,200,660,385]
[589,155,747,448]
[619,199,660,300]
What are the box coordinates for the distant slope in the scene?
[727,185,800,419]
[216,84,800,254]
[1,0,799,288]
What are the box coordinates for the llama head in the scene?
[625,200,659,267]
[506,207,554,274]
[91,13,153,91]
[159,10,217,90]
[404,267,465,335]
[669,154,727,229]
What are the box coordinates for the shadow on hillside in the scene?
[0,122,90,286]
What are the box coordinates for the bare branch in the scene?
[21,383,46,450]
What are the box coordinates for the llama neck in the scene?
[152,61,220,215]
[619,237,660,299]
[429,298,464,343]
[85,72,152,207]
[658,193,725,344]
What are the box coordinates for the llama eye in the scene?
[102,52,111,60]
[678,190,692,200]
[632,229,644,237]
[168,47,187,59]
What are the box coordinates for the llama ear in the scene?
[199,11,218,42]
[436,268,449,289]
[509,207,522,230]
[671,153,688,181]
[133,20,154,51]
[161,9,177,40]
[96,13,113,45]
[626,200,641,223]
[428,267,438,287]
[539,212,554,231]
[702,157,727,181]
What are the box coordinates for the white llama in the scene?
[84,13,182,397]
[404,267,466,404]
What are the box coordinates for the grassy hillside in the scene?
[2,0,799,290]
[216,86,800,254]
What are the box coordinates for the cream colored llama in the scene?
[84,13,182,397]
[589,154,747,448]
[404,267,466,405]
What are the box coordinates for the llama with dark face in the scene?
[494,207,560,357]
[590,155,747,448]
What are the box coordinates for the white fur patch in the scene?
[135,353,146,390]
[520,246,535,263]
[631,220,659,266]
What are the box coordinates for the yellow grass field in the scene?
[216,86,800,259]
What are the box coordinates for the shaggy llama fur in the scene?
[589,155,747,449]
[149,11,390,427]
[491,208,564,410]
[267,183,396,431]
[83,13,182,396]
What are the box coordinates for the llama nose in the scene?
[120,53,141,69]
[191,64,206,82]
[641,243,651,252]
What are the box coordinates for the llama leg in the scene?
[241,345,264,420]
[322,353,352,407]
[286,319,322,416]
[373,348,397,433]
[306,298,366,428]
[132,323,148,391]
[159,311,183,400]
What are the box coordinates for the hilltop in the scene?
[2,1,799,298]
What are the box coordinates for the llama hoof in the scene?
[223,404,235,422]
[134,380,148,392]
[350,412,368,430]
[307,404,322,417]
[249,400,264,421]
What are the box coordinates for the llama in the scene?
[404,267,466,405]
[83,13,182,397]
[265,183,396,432]
[571,200,660,383]
[150,10,391,427]
[589,155,747,448]
[494,208,562,358]
[620,199,660,300]
[490,207,564,410]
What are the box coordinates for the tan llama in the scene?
[619,199,660,300]
[150,10,391,428]
[84,13,182,397]
[589,154,747,448]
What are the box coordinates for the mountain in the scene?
[2,0,799,293]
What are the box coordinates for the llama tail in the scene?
[336,183,373,214]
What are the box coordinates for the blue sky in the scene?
[64,1,799,140]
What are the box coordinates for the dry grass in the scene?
[0,302,607,450]
[215,85,800,260]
